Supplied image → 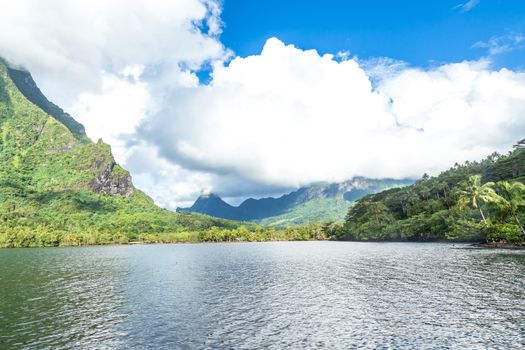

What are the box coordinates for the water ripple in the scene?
[0,242,524,349]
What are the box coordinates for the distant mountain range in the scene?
[178,177,414,226]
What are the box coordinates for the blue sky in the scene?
[221,0,525,69]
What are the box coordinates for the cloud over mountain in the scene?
[137,38,525,203]
[0,0,226,104]
[1,1,524,208]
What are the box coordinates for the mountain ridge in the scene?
[4,60,88,140]
[178,177,414,225]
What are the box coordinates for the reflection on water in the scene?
[0,242,524,349]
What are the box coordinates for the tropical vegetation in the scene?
[336,142,525,244]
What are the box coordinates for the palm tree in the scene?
[494,181,525,235]
[513,138,525,150]
[458,175,498,224]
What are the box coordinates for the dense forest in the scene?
[334,142,525,244]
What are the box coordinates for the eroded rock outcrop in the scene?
[89,163,134,197]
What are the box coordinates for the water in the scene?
[0,242,524,349]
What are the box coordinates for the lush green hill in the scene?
[0,60,243,247]
[256,197,351,227]
[179,178,413,225]
[338,145,525,243]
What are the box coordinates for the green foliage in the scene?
[256,197,352,227]
[342,147,525,243]
[457,175,499,223]
[6,64,88,140]
[343,200,395,240]
[492,181,525,234]
[445,220,487,242]
[486,223,522,243]
[193,223,328,243]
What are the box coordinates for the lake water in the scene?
[0,242,524,349]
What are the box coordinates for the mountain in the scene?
[0,59,237,247]
[189,193,239,219]
[178,177,413,226]
[340,145,525,243]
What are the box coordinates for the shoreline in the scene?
[3,239,525,249]
[473,242,525,250]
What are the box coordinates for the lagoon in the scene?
[1,242,524,349]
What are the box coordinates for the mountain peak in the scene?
[4,61,87,140]
[179,192,238,220]
[198,191,220,199]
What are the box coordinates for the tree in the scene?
[513,138,525,150]
[457,175,499,224]
[494,181,525,235]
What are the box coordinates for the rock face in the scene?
[89,163,134,197]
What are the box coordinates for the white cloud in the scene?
[1,2,524,209]
[139,38,525,197]
[69,69,151,164]
[125,143,215,208]
[0,0,227,105]
[453,0,480,13]
[473,32,525,57]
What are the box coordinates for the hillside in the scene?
[0,59,239,247]
[179,178,413,226]
[339,144,525,243]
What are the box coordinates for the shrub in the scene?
[486,223,523,243]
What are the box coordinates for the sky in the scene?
[0,0,524,208]
[221,0,525,69]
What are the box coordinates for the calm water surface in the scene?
[0,242,524,349]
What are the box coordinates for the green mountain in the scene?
[0,59,238,247]
[179,177,413,226]
[339,144,525,243]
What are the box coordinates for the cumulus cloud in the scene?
[1,1,524,209]
[139,38,525,193]
[70,68,151,163]
[0,0,227,105]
